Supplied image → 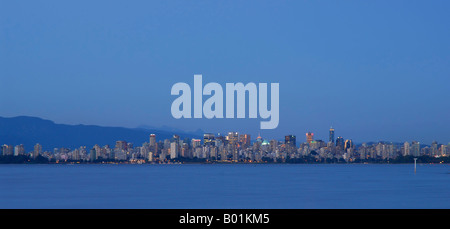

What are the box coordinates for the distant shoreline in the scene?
[1,154,449,165]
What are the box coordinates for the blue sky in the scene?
[1,0,449,144]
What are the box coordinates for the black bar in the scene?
[0,209,448,227]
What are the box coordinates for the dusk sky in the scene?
[1,1,449,144]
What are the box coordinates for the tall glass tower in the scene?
[329,127,335,144]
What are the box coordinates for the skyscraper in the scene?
[115,140,127,151]
[34,143,42,158]
[90,148,97,162]
[14,144,25,156]
[203,133,215,146]
[329,127,335,144]
[170,142,178,159]
[239,134,251,148]
[344,139,353,151]
[149,134,156,147]
[306,132,314,144]
[285,135,296,147]
[336,137,345,150]
[431,141,438,156]
[191,139,201,148]
[440,144,447,156]
[403,142,410,156]
[227,132,239,146]
[411,141,420,157]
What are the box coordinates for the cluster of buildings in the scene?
[1,127,449,163]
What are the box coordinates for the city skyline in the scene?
[2,123,449,164]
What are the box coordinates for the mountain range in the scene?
[0,116,202,151]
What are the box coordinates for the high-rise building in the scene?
[94,144,101,159]
[227,132,239,146]
[14,144,25,156]
[239,134,251,148]
[203,133,215,146]
[171,134,181,155]
[344,139,353,151]
[149,134,158,156]
[170,142,178,159]
[2,145,13,156]
[115,140,127,151]
[336,137,345,150]
[403,142,410,156]
[1,145,7,156]
[163,139,171,150]
[34,143,42,158]
[440,144,447,156]
[306,132,314,144]
[431,141,438,156]
[191,139,201,148]
[148,152,153,161]
[285,135,296,147]
[90,148,97,162]
[127,142,133,150]
[149,134,156,147]
[411,141,420,157]
[329,127,335,144]
[310,140,326,150]
[270,139,278,153]
[181,143,189,158]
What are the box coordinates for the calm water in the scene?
[0,164,449,209]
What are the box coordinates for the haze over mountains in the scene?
[0,116,202,151]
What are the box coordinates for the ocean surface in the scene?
[0,163,449,209]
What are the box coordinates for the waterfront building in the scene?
[90,148,96,162]
[148,152,153,162]
[411,141,420,157]
[14,144,25,156]
[170,142,178,159]
[431,141,438,157]
[440,144,447,156]
[1,145,13,156]
[403,142,410,156]
[33,143,42,158]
